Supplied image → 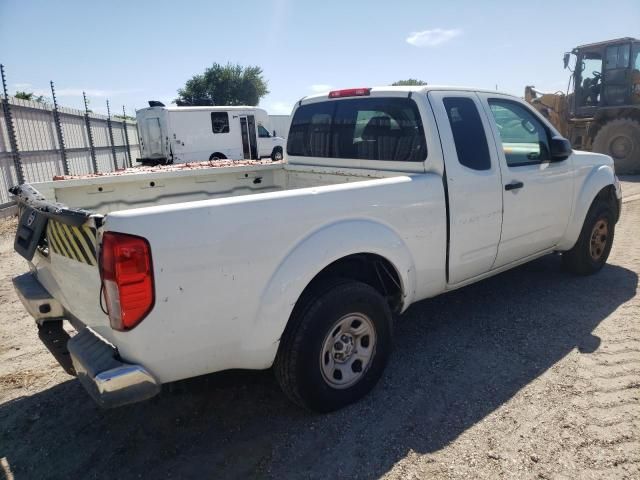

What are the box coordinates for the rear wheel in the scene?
[274,280,392,412]
[271,147,283,162]
[592,118,640,174]
[562,202,615,275]
[209,152,227,161]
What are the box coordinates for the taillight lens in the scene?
[99,232,154,331]
[328,88,371,98]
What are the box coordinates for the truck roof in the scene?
[139,105,267,113]
[300,85,518,103]
[574,37,639,50]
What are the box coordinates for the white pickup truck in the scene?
[11,86,622,412]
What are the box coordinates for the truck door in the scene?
[428,92,503,284]
[239,115,258,160]
[257,124,274,158]
[603,42,632,106]
[477,93,573,268]
[143,117,164,159]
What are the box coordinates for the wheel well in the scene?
[301,253,403,313]
[209,152,226,160]
[593,184,620,222]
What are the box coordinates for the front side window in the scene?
[443,97,491,171]
[211,112,229,134]
[287,97,427,162]
[258,125,271,138]
[578,54,603,107]
[488,99,550,167]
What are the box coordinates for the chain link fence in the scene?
[0,94,140,209]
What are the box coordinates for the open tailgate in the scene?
[10,184,110,336]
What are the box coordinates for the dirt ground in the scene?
[1,180,639,480]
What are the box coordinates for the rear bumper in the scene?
[13,272,160,408]
[68,328,160,408]
[12,272,64,325]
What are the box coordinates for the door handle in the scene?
[505,181,524,191]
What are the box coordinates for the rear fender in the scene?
[246,219,416,362]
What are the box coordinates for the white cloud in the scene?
[406,28,461,47]
[309,84,332,93]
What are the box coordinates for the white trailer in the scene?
[136,105,285,164]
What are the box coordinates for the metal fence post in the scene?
[122,106,132,168]
[83,91,98,173]
[106,100,117,170]
[50,81,69,175]
[0,64,25,185]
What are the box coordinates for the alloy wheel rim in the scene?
[320,312,376,389]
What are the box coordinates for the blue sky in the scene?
[1,0,638,116]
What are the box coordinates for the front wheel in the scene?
[271,147,283,162]
[562,202,615,275]
[274,280,392,412]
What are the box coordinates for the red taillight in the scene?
[328,88,371,98]
[99,232,154,331]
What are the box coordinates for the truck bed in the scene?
[29,160,394,214]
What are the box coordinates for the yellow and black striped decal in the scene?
[46,220,98,266]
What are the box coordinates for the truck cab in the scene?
[569,37,640,118]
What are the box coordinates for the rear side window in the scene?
[443,97,491,170]
[211,112,229,134]
[287,97,427,162]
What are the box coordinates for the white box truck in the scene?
[136,104,285,164]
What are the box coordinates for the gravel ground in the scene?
[0,184,639,479]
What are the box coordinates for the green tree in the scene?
[391,79,428,86]
[14,91,47,103]
[176,63,269,106]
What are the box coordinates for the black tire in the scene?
[274,280,392,413]
[562,202,615,275]
[592,118,640,174]
[209,152,226,161]
[271,147,283,162]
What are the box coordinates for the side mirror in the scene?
[273,130,277,137]
[563,52,570,69]
[550,136,572,161]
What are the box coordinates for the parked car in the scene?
[136,104,285,164]
[11,85,621,412]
